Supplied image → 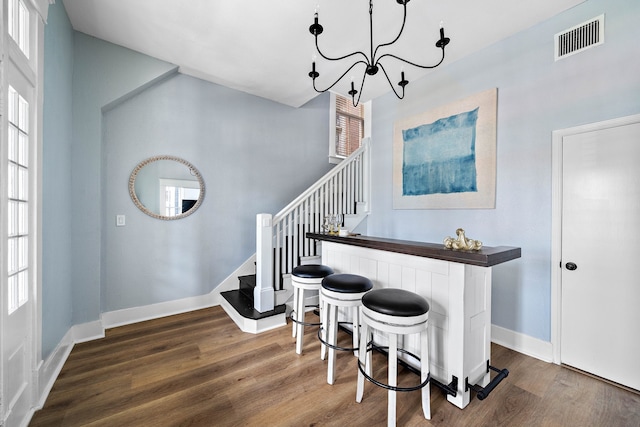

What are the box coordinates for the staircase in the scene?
[221,138,371,333]
[220,274,287,334]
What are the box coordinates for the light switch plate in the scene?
[116,215,126,227]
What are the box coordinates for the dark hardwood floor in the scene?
[30,306,640,426]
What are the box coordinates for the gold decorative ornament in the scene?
[444,228,482,251]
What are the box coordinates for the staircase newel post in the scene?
[255,213,275,312]
[363,137,372,213]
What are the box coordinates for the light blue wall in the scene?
[70,34,178,324]
[43,2,331,330]
[101,74,331,311]
[42,1,74,359]
[368,0,640,341]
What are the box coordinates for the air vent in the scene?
[555,14,604,61]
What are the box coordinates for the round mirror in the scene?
[129,155,205,220]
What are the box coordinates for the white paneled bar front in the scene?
[308,233,520,409]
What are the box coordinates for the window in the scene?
[6,86,30,314]
[336,94,364,157]
[4,0,38,316]
[8,0,30,58]
[328,93,371,164]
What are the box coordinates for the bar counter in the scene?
[306,233,521,267]
[307,232,521,409]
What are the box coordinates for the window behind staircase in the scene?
[329,93,369,164]
[335,94,364,157]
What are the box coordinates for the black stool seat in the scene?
[322,273,373,294]
[292,264,334,279]
[362,288,429,317]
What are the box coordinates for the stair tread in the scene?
[221,290,286,320]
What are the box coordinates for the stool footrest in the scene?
[290,307,321,327]
[317,324,358,352]
[465,362,509,401]
[358,343,430,393]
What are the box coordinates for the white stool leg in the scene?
[352,306,359,357]
[421,327,431,420]
[292,286,298,338]
[388,333,398,427]
[356,310,369,403]
[327,302,338,384]
[320,294,328,360]
[295,288,305,355]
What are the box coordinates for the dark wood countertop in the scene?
[307,233,521,267]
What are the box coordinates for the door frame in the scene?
[551,113,640,365]
[1,1,46,424]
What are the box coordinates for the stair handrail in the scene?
[273,138,371,223]
[253,138,371,313]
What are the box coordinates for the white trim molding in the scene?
[36,327,76,410]
[491,324,553,363]
[28,0,54,22]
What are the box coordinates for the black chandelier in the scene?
[308,0,451,107]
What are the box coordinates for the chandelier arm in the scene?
[351,70,369,107]
[377,63,405,100]
[315,36,370,64]
[311,60,369,94]
[371,0,408,63]
[375,48,446,70]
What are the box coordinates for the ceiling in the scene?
[61,0,584,108]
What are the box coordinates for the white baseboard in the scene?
[101,294,217,329]
[33,320,105,414]
[36,328,76,410]
[491,324,553,363]
[101,254,257,329]
[71,320,105,343]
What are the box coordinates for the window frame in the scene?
[328,92,371,164]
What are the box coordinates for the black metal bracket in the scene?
[430,375,458,398]
[465,360,509,401]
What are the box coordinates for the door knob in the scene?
[565,262,577,271]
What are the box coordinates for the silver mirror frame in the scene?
[128,155,205,220]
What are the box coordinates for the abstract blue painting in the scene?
[392,88,497,209]
[402,108,479,196]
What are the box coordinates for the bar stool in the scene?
[291,264,334,355]
[356,288,431,427]
[319,273,373,385]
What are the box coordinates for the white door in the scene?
[2,1,42,424]
[2,72,37,427]
[560,120,640,391]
